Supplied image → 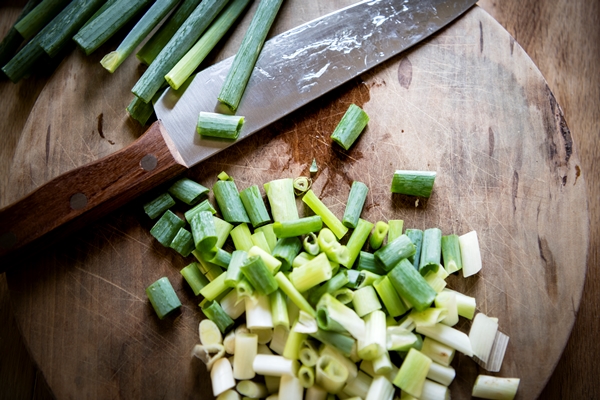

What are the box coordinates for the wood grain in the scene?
[1,0,598,399]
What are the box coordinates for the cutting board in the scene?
[0,2,588,399]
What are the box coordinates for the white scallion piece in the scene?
[233,332,257,380]
[266,394,279,400]
[316,293,366,341]
[319,345,358,380]
[342,370,372,399]
[443,288,476,319]
[223,330,236,354]
[306,385,329,400]
[191,344,226,370]
[253,354,299,376]
[458,230,482,277]
[245,295,274,329]
[265,375,281,394]
[426,362,456,386]
[420,337,456,367]
[315,355,349,394]
[269,325,289,355]
[278,374,304,400]
[474,331,510,372]
[258,343,274,355]
[469,313,499,364]
[420,379,451,400]
[293,310,319,334]
[387,326,419,351]
[220,289,246,320]
[365,375,395,400]
[434,291,459,326]
[471,375,520,399]
[200,319,223,345]
[216,389,241,400]
[210,357,236,397]
[409,307,448,327]
[416,323,473,357]
[359,360,398,383]
[252,328,274,345]
[236,380,269,399]
[357,310,386,360]
[371,351,393,376]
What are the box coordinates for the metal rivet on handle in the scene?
[0,232,17,250]
[70,193,88,210]
[140,154,158,171]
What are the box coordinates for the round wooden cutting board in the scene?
[1,2,588,399]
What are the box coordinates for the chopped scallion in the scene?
[303,190,348,240]
[146,277,181,319]
[239,184,271,228]
[391,170,436,198]
[330,104,369,151]
[197,111,245,140]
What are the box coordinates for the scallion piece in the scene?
[345,219,374,268]
[264,178,299,222]
[255,224,277,251]
[181,262,210,295]
[240,255,278,296]
[441,234,462,274]
[469,313,498,364]
[357,310,386,360]
[239,184,271,228]
[185,199,217,222]
[386,326,419,352]
[342,181,368,228]
[307,270,348,306]
[388,259,436,312]
[269,289,289,328]
[272,237,302,272]
[251,231,271,252]
[434,290,459,326]
[132,0,229,103]
[373,276,408,317]
[289,252,333,293]
[352,286,382,317]
[168,177,209,205]
[197,111,245,140]
[345,269,364,289]
[136,0,202,65]
[235,275,254,300]
[1,34,45,82]
[218,0,284,112]
[0,0,41,75]
[365,375,394,400]
[237,380,269,399]
[374,234,416,271]
[419,228,442,275]
[459,230,482,277]
[303,190,348,239]
[283,328,307,360]
[101,0,179,72]
[387,219,404,242]
[213,179,251,224]
[146,277,181,319]
[330,104,369,151]
[369,221,389,250]
[316,293,365,341]
[73,0,152,55]
[14,0,70,40]
[274,272,316,317]
[126,95,155,126]
[392,348,432,398]
[356,270,381,289]
[143,192,175,219]
[224,250,247,287]
[203,247,232,269]
[200,269,229,301]
[303,232,320,256]
[443,288,476,320]
[343,370,372,398]
[190,210,218,251]
[203,300,235,333]
[248,245,282,273]
[230,222,253,251]
[356,251,386,275]
[471,375,520,400]
[416,323,473,356]
[211,358,235,397]
[150,209,185,246]
[391,170,436,198]
[170,227,195,256]
[245,295,274,329]
[165,0,251,89]
[405,229,423,269]
[273,215,323,238]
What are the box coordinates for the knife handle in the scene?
[0,121,187,272]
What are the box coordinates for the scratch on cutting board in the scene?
[75,266,144,302]
[45,125,51,165]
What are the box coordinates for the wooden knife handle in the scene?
[0,121,187,272]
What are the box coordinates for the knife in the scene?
[0,0,477,271]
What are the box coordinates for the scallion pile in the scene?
[143,170,520,400]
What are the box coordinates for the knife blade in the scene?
[0,0,477,270]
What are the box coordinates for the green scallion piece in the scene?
[302,190,348,240]
[274,272,316,317]
[216,217,234,248]
[126,95,155,126]
[316,293,365,340]
[150,209,185,246]
[441,234,462,274]
[331,288,354,305]
[330,104,369,151]
[230,223,253,251]
[197,111,245,140]
[101,0,180,72]
[310,159,318,174]
[239,185,271,228]
[391,170,436,198]
[272,237,302,272]
[405,228,424,270]
[240,255,279,296]
[345,269,364,289]
[199,271,228,301]
[136,0,202,65]
[217,0,284,112]
[235,275,254,300]
[356,251,386,275]
[14,0,70,40]
[343,219,374,269]
[342,181,368,228]
[369,221,389,250]
[387,219,404,242]
[202,300,235,333]
[388,259,437,312]
[225,250,247,287]
[213,179,251,224]
[255,224,277,251]
[190,210,218,251]
[168,177,209,206]
[307,270,348,306]
[146,277,182,319]
[269,289,289,328]
[264,178,299,222]
[132,0,229,103]
[143,192,175,219]
[303,232,320,256]
[273,216,323,238]
[217,170,231,181]
[392,348,432,398]
[185,199,217,223]
[289,252,333,293]
[374,234,416,271]
[1,35,45,82]
[356,270,381,289]
[251,231,270,252]
[419,228,442,276]
[73,0,152,55]
[0,0,41,75]
[309,329,355,358]
[203,247,232,269]
[293,177,312,196]
[352,286,382,317]
[373,276,408,318]
[170,227,195,256]
[180,262,210,295]
[165,0,251,89]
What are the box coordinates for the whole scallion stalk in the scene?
[132,0,230,103]
[218,0,284,112]
[101,0,180,72]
